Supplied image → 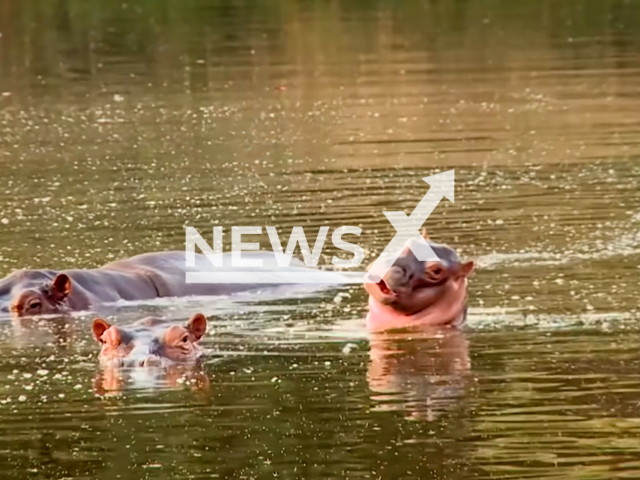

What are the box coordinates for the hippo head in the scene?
[0,271,72,317]
[365,230,473,330]
[91,313,208,367]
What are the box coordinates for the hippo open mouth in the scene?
[377,279,392,295]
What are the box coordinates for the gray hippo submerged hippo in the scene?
[92,313,208,367]
[0,251,338,317]
[365,230,474,331]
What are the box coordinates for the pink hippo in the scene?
[365,230,474,331]
[92,313,208,367]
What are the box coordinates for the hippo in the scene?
[92,313,208,367]
[0,251,332,317]
[364,230,474,331]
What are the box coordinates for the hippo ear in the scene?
[92,318,112,343]
[186,313,207,341]
[421,227,429,240]
[460,261,475,277]
[51,273,72,300]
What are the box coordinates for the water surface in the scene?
[0,0,639,478]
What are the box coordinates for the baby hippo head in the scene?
[365,230,474,329]
[91,313,208,367]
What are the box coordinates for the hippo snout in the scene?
[385,265,412,291]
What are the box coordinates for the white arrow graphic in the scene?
[366,169,455,283]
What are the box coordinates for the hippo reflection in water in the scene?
[92,313,208,367]
[367,328,473,421]
[365,230,474,331]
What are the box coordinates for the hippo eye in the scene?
[28,300,42,310]
[181,335,189,343]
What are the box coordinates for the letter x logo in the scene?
[366,170,455,283]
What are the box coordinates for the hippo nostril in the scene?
[385,266,409,290]
[387,266,405,280]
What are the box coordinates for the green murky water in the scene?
[1,0,640,478]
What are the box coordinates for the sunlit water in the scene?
[1,0,640,478]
